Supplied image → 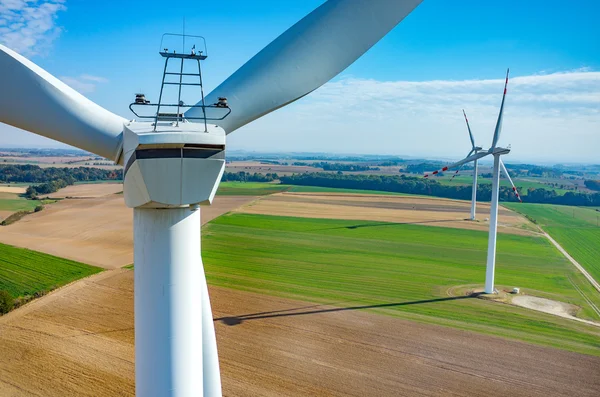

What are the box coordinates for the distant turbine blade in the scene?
[190,0,423,134]
[450,149,474,181]
[424,151,489,178]
[499,159,522,202]
[449,165,463,180]
[0,45,126,162]
[463,109,476,149]
[490,68,509,149]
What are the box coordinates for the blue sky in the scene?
[1,0,599,163]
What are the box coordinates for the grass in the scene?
[202,213,600,356]
[0,192,39,212]
[0,242,102,304]
[504,203,600,286]
[216,181,412,196]
[73,180,122,185]
[288,185,409,195]
[216,182,290,196]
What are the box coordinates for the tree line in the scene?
[279,172,600,206]
[584,180,600,191]
[1,165,122,198]
[221,171,279,182]
[292,161,380,172]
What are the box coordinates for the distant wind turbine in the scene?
[424,69,522,294]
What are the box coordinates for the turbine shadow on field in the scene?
[310,219,467,231]
[214,295,475,326]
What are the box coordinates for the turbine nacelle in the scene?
[122,121,226,209]
[488,146,510,156]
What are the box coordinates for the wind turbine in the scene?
[423,69,522,294]
[460,109,483,220]
[0,1,423,396]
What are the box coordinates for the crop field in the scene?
[217,182,414,196]
[288,185,409,195]
[0,192,38,212]
[0,242,102,299]
[216,182,290,196]
[434,175,570,195]
[504,203,600,285]
[203,213,600,356]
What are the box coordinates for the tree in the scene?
[0,290,13,314]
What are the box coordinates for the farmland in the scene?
[203,213,600,356]
[216,181,289,196]
[0,242,102,300]
[504,203,600,284]
[435,175,571,195]
[0,192,38,213]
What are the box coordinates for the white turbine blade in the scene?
[449,149,474,181]
[499,159,522,202]
[490,68,509,149]
[0,45,126,162]
[462,109,476,149]
[424,151,489,178]
[191,0,423,134]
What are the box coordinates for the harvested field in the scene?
[50,183,124,198]
[1,273,599,396]
[239,192,536,235]
[0,195,257,269]
[0,186,26,194]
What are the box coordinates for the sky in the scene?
[0,0,599,164]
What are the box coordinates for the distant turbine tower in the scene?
[424,69,522,294]
[0,1,424,395]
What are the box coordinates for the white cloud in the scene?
[0,0,66,56]
[229,69,600,163]
[59,74,108,94]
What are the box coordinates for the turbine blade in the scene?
[463,109,476,149]
[450,149,475,181]
[499,159,522,202]
[0,45,126,162]
[424,151,490,178]
[190,0,423,134]
[490,68,509,149]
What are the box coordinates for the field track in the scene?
[1,270,599,396]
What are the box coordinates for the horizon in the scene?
[1,146,598,168]
[1,0,599,162]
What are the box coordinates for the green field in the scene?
[288,185,409,195]
[435,175,570,195]
[216,182,290,196]
[73,180,122,185]
[202,213,600,356]
[216,182,413,196]
[0,192,39,212]
[0,242,102,300]
[504,203,600,284]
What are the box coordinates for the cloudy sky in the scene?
[0,0,598,163]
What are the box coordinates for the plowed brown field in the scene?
[238,192,536,235]
[49,183,124,198]
[0,192,257,268]
[1,270,598,397]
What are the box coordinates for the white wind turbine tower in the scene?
[435,110,484,220]
[0,1,423,396]
[424,69,522,294]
